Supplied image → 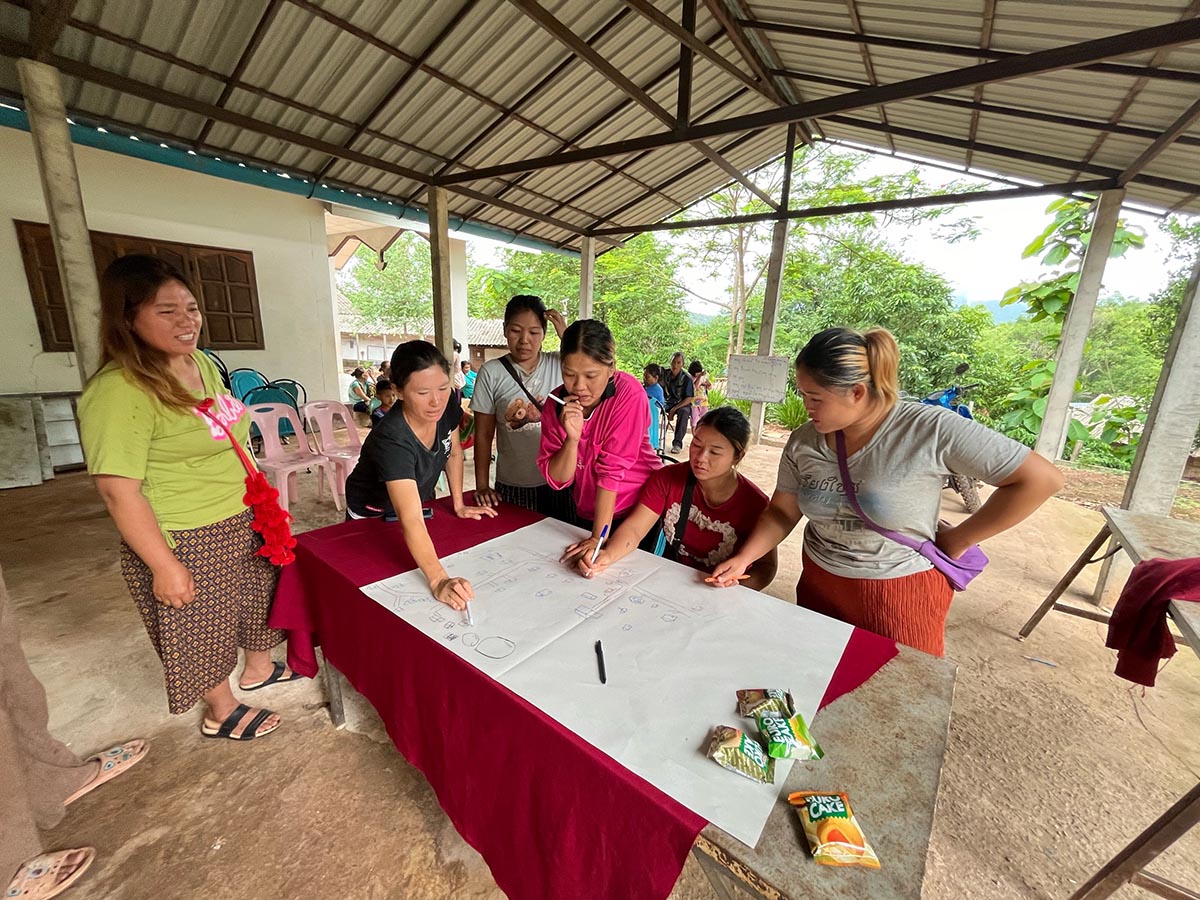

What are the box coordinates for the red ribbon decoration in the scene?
[196,398,297,566]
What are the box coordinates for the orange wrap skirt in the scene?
[797,552,954,657]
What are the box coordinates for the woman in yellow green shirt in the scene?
[79,255,294,741]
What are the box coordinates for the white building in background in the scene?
[0,127,341,402]
[335,292,508,372]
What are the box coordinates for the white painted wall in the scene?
[0,128,340,400]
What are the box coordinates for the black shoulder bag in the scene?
[498,356,544,412]
[656,470,697,561]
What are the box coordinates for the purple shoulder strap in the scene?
[833,430,922,552]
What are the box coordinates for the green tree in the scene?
[469,234,690,372]
[775,237,981,398]
[678,145,981,366]
[1144,215,1200,356]
[337,233,433,329]
[995,198,1146,446]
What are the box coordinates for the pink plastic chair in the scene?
[246,403,340,512]
[301,401,363,506]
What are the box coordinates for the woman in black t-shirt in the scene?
[345,341,496,611]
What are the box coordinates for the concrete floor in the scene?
[2,440,1198,900]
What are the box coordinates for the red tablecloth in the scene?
[270,498,898,900]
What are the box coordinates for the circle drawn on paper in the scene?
[622,624,633,632]
[476,636,516,659]
[462,633,480,648]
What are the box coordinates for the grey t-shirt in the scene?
[471,351,561,488]
[776,402,1030,579]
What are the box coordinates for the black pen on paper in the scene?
[594,640,607,684]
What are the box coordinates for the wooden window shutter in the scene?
[14,221,73,352]
[13,222,265,352]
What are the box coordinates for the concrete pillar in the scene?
[749,216,788,444]
[17,58,103,385]
[449,236,470,364]
[427,187,455,362]
[579,236,596,320]
[1035,188,1125,460]
[1093,251,1200,602]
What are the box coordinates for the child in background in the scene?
[643,363,666,407]
[461,361,477,399]
[370,377,397,427]
[689,360,711,426]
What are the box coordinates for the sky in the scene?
[459,148,1183,316]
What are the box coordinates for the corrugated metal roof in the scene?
[1,0,1198,253]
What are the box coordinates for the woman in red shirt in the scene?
[575,407,778,589]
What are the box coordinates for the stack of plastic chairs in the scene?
[245,402,339,512]
[243,385,298,439]
[229,367,268,401]
[301,401,362,508]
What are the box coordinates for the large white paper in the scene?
[360,518,853,847]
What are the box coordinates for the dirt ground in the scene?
[2,436,1198,900]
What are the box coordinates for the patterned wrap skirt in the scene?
[121,509,284,714]
[797,551,955,657]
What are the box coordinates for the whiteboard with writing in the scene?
[725,354,790,402]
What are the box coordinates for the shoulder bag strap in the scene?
[196,400,258,479]
[668,470,697,560]
[833,430,922,552]
[498,356,544,412]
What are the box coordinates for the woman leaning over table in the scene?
[711,326,1063,656]
[344,340,497,613]
[538,319,663,565]
[78,255,295,742]
[576,406,777,589]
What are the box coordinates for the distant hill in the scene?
[688,311,716,325]
[952,294,1024,324]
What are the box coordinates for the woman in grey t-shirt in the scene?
[471,295,569,519]
[712,327,1063,656]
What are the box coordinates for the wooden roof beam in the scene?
[194,0,283,149]
[436,17,1200,185]
[506,0,781,210]
[740,18,1200,85]
[312,0,478,185]
[587,179,1116,236]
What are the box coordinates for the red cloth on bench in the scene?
[1106,556,1200,686]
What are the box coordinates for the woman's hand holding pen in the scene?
[709,554,751,587]
[432,575,474,610]
[561,536,598,567]
[560,395,584,442]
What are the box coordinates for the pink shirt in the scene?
[538,370,663,521]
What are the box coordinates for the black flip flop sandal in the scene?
[200,704,280,740]
[239,660,300,691]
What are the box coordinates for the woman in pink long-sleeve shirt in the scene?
[538,320,662,565]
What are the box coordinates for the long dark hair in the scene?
[390,340,450,389]
[795,327,900,406]
[95,254,199,411]
[559,319,615,366]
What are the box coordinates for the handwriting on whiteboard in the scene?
[725,355,790,402]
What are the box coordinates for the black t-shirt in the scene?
[663,369,694,406]
[345,401,461,517]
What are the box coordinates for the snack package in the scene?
[757,713,824,761]
[788,791,881,868]
[707,726,775,784]
[736,688,794,718]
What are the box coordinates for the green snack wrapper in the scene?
[707,726,775,784]
[736,688,794,718]
[758,712,824,760]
